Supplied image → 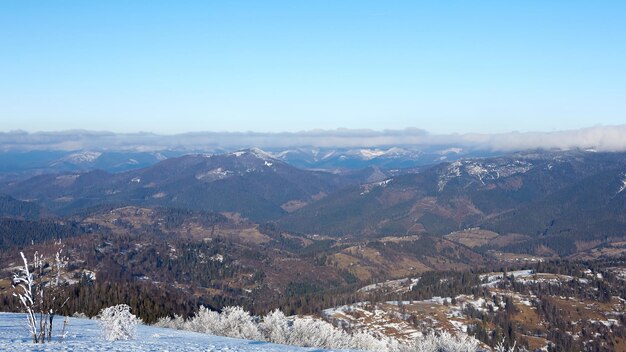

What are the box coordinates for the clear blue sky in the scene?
[1,1,625,134]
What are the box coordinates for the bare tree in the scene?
[12,245,69,343]
[13,252,38,343]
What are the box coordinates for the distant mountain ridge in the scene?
[0,150,182,181]
[0,149,375,220]
[0,145,501,180]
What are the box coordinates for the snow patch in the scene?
[210,254,224,263]
[376,179,392,187]
[358,149,386,160]
[618,173,626,194]
[436,148,463,155]
[196,168,233,181]
[63,151,102,163]
[437,159,533,191]
[357,278,419,294]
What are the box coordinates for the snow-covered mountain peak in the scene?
[356,149,386,160]
[436,148,463,155]
[382,147,413,157]
[248,147,275,160]
[229,148,276,161]
[437,159,533,191]
[344,147,417,160]
[63,151,102,164]
[228,150,247,157]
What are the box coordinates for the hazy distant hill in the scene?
[0,150,181,180]
[0,149,365,220]
[0,145,499,181]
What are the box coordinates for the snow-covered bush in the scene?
[288,316,352,348]
[99,304,141,341]
[494,340,528,352]
[348,331,393,351]
[154,306,482,352]
[72,312,89,319]
[410,331,480,352]
[258,309,289,345]
[183,305,219,334]
[154,314,185,330]
[260,310,390,350]
[174,305,262,340]
[156,306,391,350]
[214,306,263,340]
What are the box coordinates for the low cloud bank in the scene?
[2,126,626,152]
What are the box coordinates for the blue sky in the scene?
[1,1,625,134]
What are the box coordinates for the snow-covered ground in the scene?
[0,313,349,352]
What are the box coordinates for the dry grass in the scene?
[331,246,431,281]
[0,279,11,291]
[280,200,308,212]
[379,235,421,243]
[511,303,543,327]
[489,251,550,263]
[520,335,549,351]
[212,227,270,244]
[445,229,499,248]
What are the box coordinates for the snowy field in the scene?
[0,313,349,352]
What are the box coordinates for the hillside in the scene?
[279,151,626,256]
[0,194,48,220]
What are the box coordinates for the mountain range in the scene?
[0,145,501,182]
[2,148,626,258]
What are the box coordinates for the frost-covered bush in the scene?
[154,314,185,330]
[260,310,390,350]
[72,312,89,319]
[494,340,527,352]
[214,306,263,340]
[287,316,347,348]
[410,331,480,352]
[175,306,262,340]
[154,306,482,352]
[182,306,219,334]
[99,304,141,341]
[258,309,289,345]
[156,306,391,350]
[349,331,393,351]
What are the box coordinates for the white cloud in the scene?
[2,125,626,152]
